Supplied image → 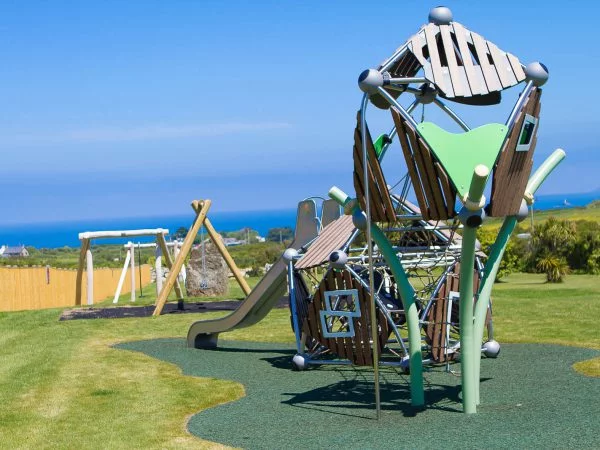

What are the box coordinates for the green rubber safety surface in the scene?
[116,339,600,449]
[417,122,507,199]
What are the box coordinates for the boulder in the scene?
[185,239,229,297]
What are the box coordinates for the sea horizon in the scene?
[1,191,598,249]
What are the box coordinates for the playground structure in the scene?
[152,200,252,316]
[112,240,183,304]
[187,6,566,416]
[187,197,340,348]
[75,228,182,305]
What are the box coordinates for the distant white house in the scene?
[223,237,244,247]
[1,245,29,258]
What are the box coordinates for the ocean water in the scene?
[0,208,298,249]
[0,192,597,249]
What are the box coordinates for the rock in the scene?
[185,239,229,297]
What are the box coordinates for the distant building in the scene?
[1,245,29,258]
[222,237,244,247]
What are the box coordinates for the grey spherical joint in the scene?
[292,354,307,371]
[516,199,529,223]
[282,248,299,263]
[428,6,453,25]
[458,206,486,228]
[352,209,368,231]
[525,61,549,87]
[400,356,410,374]
[358,69,384,94]
[482,340,501,358]
[329,250,348,269]
[415,83,437,105]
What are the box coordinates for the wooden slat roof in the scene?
[384,21,526,105]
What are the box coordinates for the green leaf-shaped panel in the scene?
[417,122,507,199]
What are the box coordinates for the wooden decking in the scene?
[489,87,542,216]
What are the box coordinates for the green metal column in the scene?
[472,148,566,405]
[459,165,489,414]
[328,186,425,407]
[371,224,425,406]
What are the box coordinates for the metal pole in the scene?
[287,260,302,354]
[433,98,470,131]
[506,81,534,129]
[376,86,419,129]
[360,93,381,419]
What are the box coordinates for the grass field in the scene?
[0,273,598,448]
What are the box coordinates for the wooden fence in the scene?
[0,265,151,312]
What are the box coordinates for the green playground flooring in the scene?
[117,339,600,449]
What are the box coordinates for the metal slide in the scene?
[187,199,323,348]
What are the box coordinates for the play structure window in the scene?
[320,289,361,338]
[516,114,538,152]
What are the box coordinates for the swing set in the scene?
[152,199,251,316]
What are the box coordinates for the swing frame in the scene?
[152,199,251,316]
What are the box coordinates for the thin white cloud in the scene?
[5,122,292,144]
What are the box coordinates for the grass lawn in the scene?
[0,273,598,448]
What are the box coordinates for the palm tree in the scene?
[536,255,569,282]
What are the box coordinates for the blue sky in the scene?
[1,1,599,224]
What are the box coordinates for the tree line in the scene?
[478,218,600,282]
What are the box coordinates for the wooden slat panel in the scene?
[316,275,332,350]
[452,22,487,96]
[353,125,386,222]
[391,110,430,220]
[417,137,448,219]
[424,24,452,96]
[435,161,456,216]
[471,31,502,92]
[365,128,396,222]
[439,279,450,362]
[439,24,468,97]
[410,34,434,82]
[405,125,441,218]
[343,270,365,366]
[487,41,518,88]
[431,291,443,361]
[306,300,319,347]
[507,53,526,81]
[324,271,344,359]
[333,270,351,361]
[490,88,541,216]
[353,116,389,222]
[356,279,373,365]
[490,90,534,213]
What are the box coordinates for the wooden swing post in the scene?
[191,203,252,297]
[153,200,212,316]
